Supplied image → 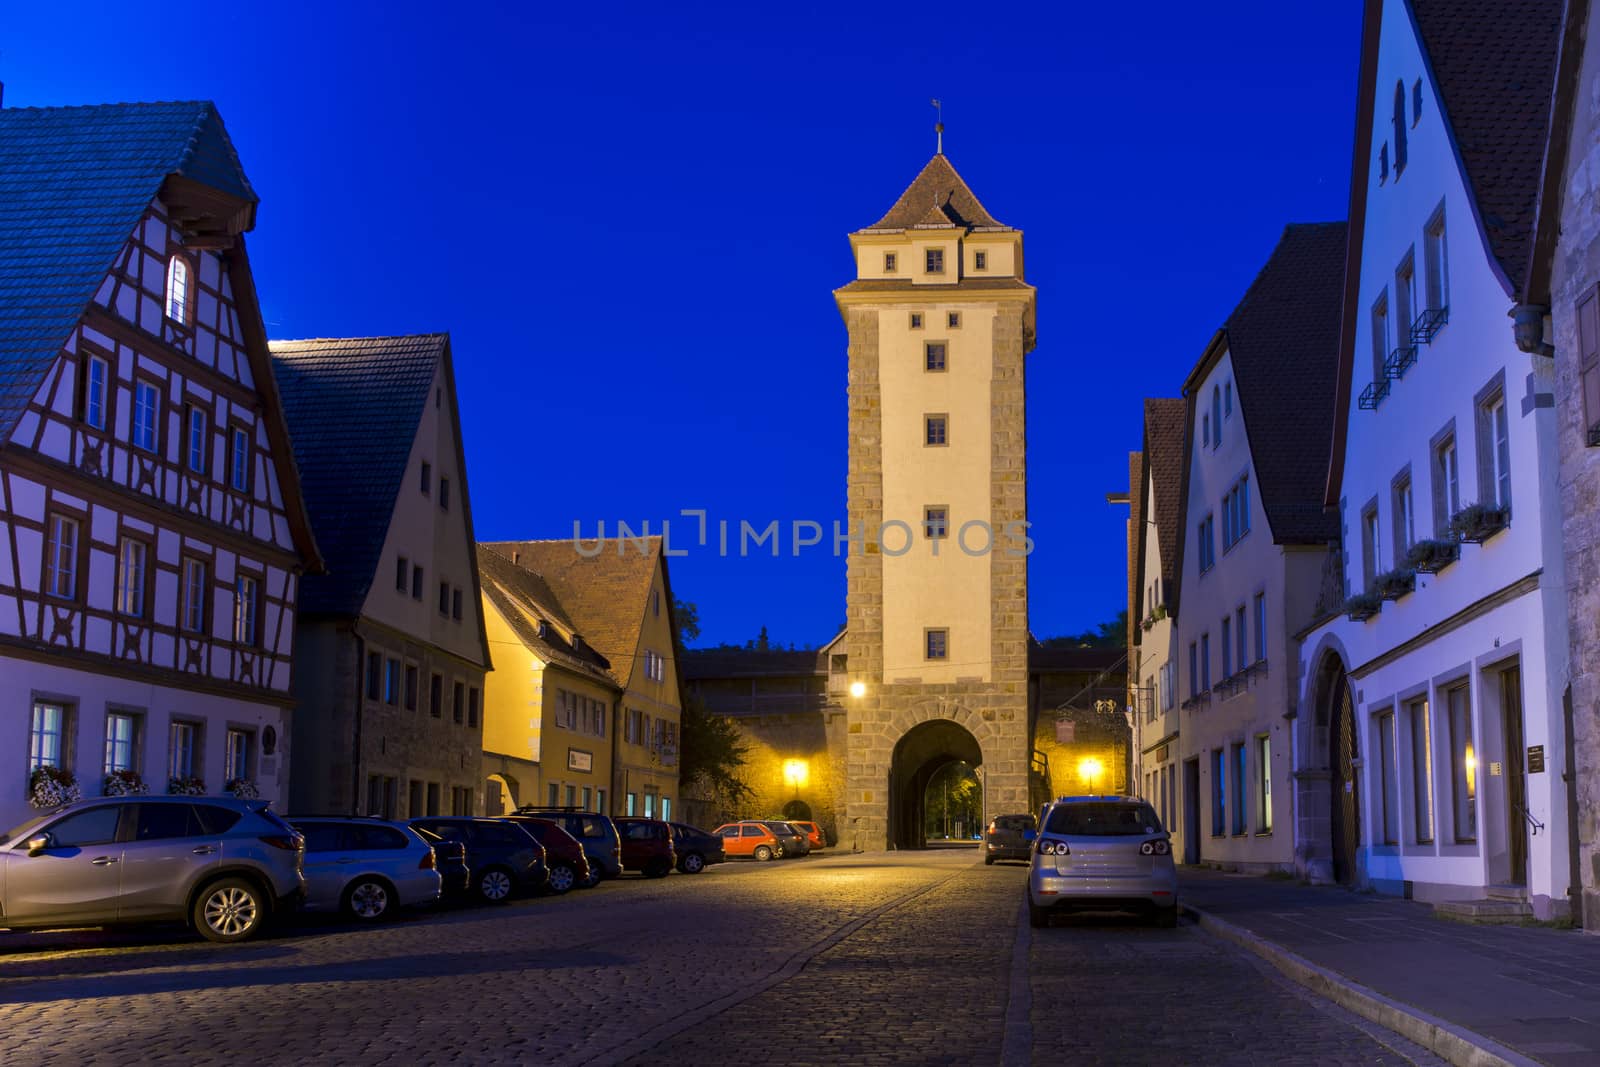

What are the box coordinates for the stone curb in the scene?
[1184,904,1541,1067]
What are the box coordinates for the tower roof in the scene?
[858,154,1010,233]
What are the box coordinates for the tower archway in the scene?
[889,718,984,849]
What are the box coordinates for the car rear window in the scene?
[1045,802,1161,837]
[995,815,1035,832]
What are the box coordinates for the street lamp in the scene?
[1078,756,1105,795]
[849,680,866,699]
[782,758,809,802]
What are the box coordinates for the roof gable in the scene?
[1142,398,1187,604]
[478,547,616,685]
[859,154,1010,233]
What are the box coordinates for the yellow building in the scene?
[478,537,682,819]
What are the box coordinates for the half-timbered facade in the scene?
[0,103,321,828]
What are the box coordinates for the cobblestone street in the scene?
[0,851,1443,1065]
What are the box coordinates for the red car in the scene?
[500,816,591,894]
[788,820,826,849]
[612,817,676,878]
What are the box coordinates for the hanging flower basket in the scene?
[1154,604,1168,621]
[1342,591,1382,622]
[1373,568,1416,601]
[1404,538,1460,574]
[1448,503,1510,544]
[168,775,207,796]
[1141,615,1155,632]
[226,777,259,800]
[28,766,82,809]
[103,769,149,796]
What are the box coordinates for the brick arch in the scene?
[887,698,999,759]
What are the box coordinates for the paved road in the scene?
[0,851,1443,1065]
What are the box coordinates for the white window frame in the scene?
[46,514,79,600]
[165,255,192,323]
[30,702,67,771]
[104,711,138,775]
[181,557,207,633]
[132,380,159,453]
[117,537,147,617]
[234,574,259,646]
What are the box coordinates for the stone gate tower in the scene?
[833,153,1035,851]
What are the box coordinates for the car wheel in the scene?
[680,852,705,874]
[581,863,603,888]
[194,877,267,943]
[478,867,515,904]
[1154,905,1179,929]
[644,859,670,879]
[547,863,577,894]
[985,855,995,866]
[754,845,774,862]
[1028,898,1049,929]
[343,877,393,921]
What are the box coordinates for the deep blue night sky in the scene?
[4,2,1360,649]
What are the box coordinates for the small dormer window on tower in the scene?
[974,250,988,271]
[165,255,192,323]
[884,252,897,273]
[925,248,944,274]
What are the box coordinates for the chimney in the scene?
[512,549,520,565]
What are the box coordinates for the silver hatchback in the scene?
[1027,796,1178,928]
[289,818,441,921]
[0,796,305,943]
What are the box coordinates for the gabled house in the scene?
[272,334,491,818]
[0,102,321,827]
[1130,397,1186,853]
[479,537,683,820]
[1171,223,1346,873]
[1296,0,1570,916]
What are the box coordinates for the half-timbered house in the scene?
[0,102,321,827]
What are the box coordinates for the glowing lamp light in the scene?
[1078,757,1105,792]
[783,759,810,789]
[849,681,867,699]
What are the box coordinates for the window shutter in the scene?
[1579,286,1600,444]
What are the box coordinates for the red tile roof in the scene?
[859,154,1010,233]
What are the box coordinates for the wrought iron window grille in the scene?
[1410,306,1449,345]
[1358,379,1392,410]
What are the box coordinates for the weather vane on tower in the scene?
[932,98,944,155]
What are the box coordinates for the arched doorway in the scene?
[889,719,983,849]
[1317,658,1361,886]
[781,799,813,822]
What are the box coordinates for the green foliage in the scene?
[678,689,752,805]
[1040,608,1128,649]
[672,597,701,646]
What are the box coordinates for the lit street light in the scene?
[1078,756,1105,795]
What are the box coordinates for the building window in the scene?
[1377,711,1399,845]
[233,574,259,646]
[924,506,948,539]
[1395,251,1415,353]
[884,252,897,273]
[652,588,661,617]
[1224,381,1232,418]
[548,782,560,807]
[440,477,451,512]
[1447,684,1475,842]
[468,687,480,728]
[366,651,382,701]
[82,355,108,430]
[925,341,947,372]
[169,721,199,781]
[924,414,948,446]
[1200,633,1211,690]
[973,250,987,271]
[1221,616,1232,679]
[452,589,463,621]
[1392,80,1407,176]
[1222,475,1250,550]
[368,775,397,819]
[1578,285,1600,445]
[910,312,923,330]
[104,712,138,775]
[947,312,960,329]
[420,461,431,496]
[1360,502,1380,589]
[132,381,159,452]
[925,629,948,660]
[230,426,252,492]
[1433,430,1460,535]
[1197,514,1216,572]
[30,702,68,771]
[1392,472,1414,560]
[1479,389,1511,510]
[412,564,425,600]
[925,248,944,274]
[1256,734,1272,833]
[1188,642,1198,695]
[1235,605,1246,673]
[225,728,252,783]
[1423,205,1448,315]
[384,657,400,706]
[453,681,465,724]
[1202,413,1210,449]
[1410,697,1434,843]
[396,557,408,592]
[403,664,419,711]
[1370,290,1389,395]
[1211,748,1225,836]
[1231,742,1246,835]
[438,581,450,616]
[165,255,192,322]
[115,536,146,617]
[181,557,207,633]
[430,673,443,718]
[1211,386,1222,448]
[186,404,207,473]
[1252,593,1266,663]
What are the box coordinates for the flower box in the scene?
[103,769,149,796]
[1342,591,1382,622]
[1404,538,1460,574]
[1373,568,1416,601]
[1448,503,1510,544]
[168,775,207,796]
[226,777,259,800]
[28,766,82,809]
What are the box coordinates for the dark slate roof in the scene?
[270,335,443,616]
[478,546,616,685]
[1409,0,1564,294]
[0,101,255,442]
[859,154,1011,233]
[681,648,827,680]
[1143,398,1187,601]
[1028,645,1126,674]
[1226,223,1347,544]
[479,538,663,690]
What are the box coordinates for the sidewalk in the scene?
[1180,868,1600,1066]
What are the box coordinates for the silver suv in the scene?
[0,796,305,943]
[1027,795,1178,929]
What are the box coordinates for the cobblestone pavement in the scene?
[0,851,1445,1065]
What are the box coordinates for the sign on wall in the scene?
[568,748,593,773]
[1528,745,1545,774]
[1055,720,1075,744]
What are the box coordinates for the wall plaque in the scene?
[568,748,593,773]
[1528,745,1545,774]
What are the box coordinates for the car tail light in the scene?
[420,848,437,870]
[1140,840,1171,856]
[262,835,300,851]
[1039,840,1070,856]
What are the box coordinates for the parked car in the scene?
[1027,796,1178,929]
[0,796,304,943]
[408,817,547,904]
[668,822,726,874]
[515,808,623,887]
[412,824,471,898]
[984,813,1037,865]
[499,816,589,894]
[288,817,440,921]
[763,821,808,857]
[788,820,826,850]
[713,820,785,861]
[613,817,676,878]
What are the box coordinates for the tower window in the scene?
[925,629,949,661]
[974,251,988,271]
[924,506,948,539]
[947,312,960,328]
[909,313,924,330]
[924,414,948,446]
[924,341,947,372]
[884,252,897,273]
[925,248,945,274]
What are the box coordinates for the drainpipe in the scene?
[352,630,365,815]
[610,695,621,815]
[1510,304,1554,357]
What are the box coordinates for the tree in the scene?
[677,689,752,806]
[673,597,701,646]
[1041,608,1128,649]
